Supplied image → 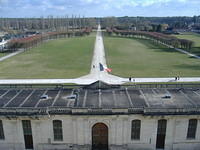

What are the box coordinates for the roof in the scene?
[0,83,200,116]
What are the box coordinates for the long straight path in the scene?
[78,25,127,84]
[90,24,108,75]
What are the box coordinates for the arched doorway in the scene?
[92,123,108,150]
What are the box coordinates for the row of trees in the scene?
[107,28,193,50]
[8,28,92,51]
[0,16,96,32]
[1,16,200,33]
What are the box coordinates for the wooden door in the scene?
[92,123,108,150]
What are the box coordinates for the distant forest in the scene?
[0,16,200,33]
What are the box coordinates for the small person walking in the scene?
[129,77,132,82]
[178,76,180,80]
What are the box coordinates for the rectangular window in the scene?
[187,119,197,139]
[0,120,5,140]
[157,120,167,135]
[53,120,63,141]
[22,120,32,135]
[156,119,167,149]
[22,120,34,149]
[131,120,141,140]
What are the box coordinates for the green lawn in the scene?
[0,36,95,79]
[104,36,200,77]
[0,52,10,58]
[174,32,200,56]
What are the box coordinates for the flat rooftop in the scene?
[0,83,200,116]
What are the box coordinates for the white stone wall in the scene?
[0,115,200,150]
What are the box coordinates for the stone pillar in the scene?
[111,118,117,145]
[116,117,123,145]
[151,118,158,149]
[165,118,175,150]
[77,118,84,145]
[32,120,42,150]
[122,118,129,145]
[72,117,77,145]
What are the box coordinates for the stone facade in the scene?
[0,114,200,150]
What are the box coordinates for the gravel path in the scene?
[78,25,127,84]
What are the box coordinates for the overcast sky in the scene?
[0,0,199,17]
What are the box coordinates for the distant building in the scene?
[0,39,8,51]
[131,27,137,31]
[0,82,200,150]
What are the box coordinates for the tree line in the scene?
[1,16,200,33]
[106,28,194,51]
[8,28,92,51]
[0,16,96,32]
[100,16,200,31]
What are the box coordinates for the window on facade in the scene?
[22,120,33,149]
[22,120,32,136]
[0,120,5,140]
[53,120,63,141]
[187,119,198,139]
[157,119,167,135]
[131,120,141,140]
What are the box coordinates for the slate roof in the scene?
[0,82,200,116]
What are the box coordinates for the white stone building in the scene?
[0,82,200,150]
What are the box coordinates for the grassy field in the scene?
[0,52,10,58]
[174,32,200,56]
[104,36,200,77]
[0,35,95,79]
